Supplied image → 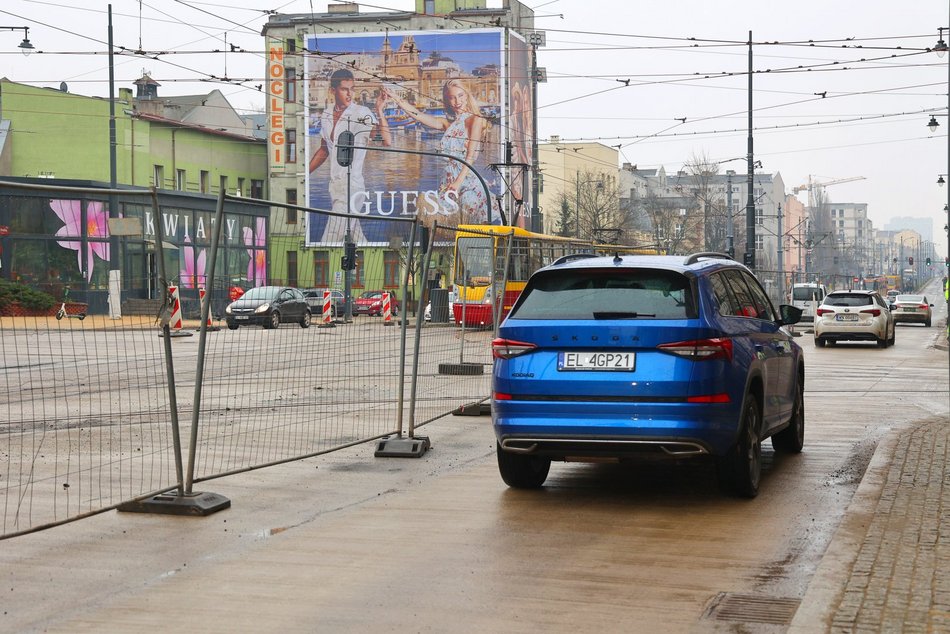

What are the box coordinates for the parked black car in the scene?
[225,286,311,329]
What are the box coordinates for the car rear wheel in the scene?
[772,382,804,453]
[925,317,931,327]
[263,312,280,329]
[300,310,311,328]
[814,337,825,348]
[717,393,761,498]
[888,325,896,345]
[496,443,550,489]
[877,335,887,348]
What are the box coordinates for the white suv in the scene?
[814,290,895,348]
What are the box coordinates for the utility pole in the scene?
[777,203,784,301]
[726,170,735,258]
[745,31,756,270]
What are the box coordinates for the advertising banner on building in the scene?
[507,31,532,229]
[304,29,506,246]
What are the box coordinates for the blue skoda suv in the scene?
[491,252,805,498]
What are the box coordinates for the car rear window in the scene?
[896,295,922,303]
[823,294,873,307]
[509,268,696,320]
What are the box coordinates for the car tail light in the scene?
[657,338,733,361]
[816,307,833,316]
[494,392,512,401]
[918,304,929,309]
[860,308,881,317]
[491,338,537,359]
[687,393,731,403]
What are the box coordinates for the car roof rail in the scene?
[551,252,599,266]
[683,251,733,265]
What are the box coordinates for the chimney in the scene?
[549,134,560,143]
[328,2,359,13]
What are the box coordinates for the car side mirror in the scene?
[777,304,803,326]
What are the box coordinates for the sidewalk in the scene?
[789,413,950,632]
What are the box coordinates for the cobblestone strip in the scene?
[830,419,950,633]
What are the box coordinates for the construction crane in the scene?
[792,175,866,208]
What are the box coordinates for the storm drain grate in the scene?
[703,592,801,625]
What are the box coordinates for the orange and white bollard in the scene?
[163,285,193,337]
[382,292,394,326]
[169,285,183,330]
[318,289,335,328]
[197,287,219,331]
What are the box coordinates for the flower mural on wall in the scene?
[180,237,207,289]
[242,217,266,287]
[50,199,110,282]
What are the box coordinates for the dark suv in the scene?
[491,252,805,498]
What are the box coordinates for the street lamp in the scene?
[0,26,34,55]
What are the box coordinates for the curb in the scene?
[787,428,902,632]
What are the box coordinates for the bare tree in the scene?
[681,152,730,252]
[572,170,635,244]
[641,191,702,255]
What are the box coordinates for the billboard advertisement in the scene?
[507,31,532,229]
[304,29,507,246]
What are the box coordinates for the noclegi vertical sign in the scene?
[268,39,286,171]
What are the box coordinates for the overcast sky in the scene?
[2,0,948,255]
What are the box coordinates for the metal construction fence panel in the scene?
[0,183,497,539]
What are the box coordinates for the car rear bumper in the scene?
[893,313,929,324]
[492,401,741,457]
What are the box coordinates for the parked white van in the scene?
[791,283,827,322]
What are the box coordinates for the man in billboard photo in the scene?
[309,68,391,243]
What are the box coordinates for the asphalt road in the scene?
[2,281,948,633]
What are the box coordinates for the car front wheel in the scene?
[496,443,550,489]
[717,393,761,498]
[263,311,280,329]
[227,322,239,330]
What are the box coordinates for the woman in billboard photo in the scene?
[384,79,489,223]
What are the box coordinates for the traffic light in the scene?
[926,257,932,266]
[341,242,357,271]
[336,130,354,167]
[908,256,914,265]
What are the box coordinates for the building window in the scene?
[287,251,298,287]
[251,180,264,198]
[200,170,209,194]
[424,0,435,13]
[755,208,763,225]
[153,165,164,189]
[286,188,298,224]
[313,251,329,286]
[286,129,297,163]
[176,169,186,191]
[219,175,228,195]
[286,38,296,53]
[236,177,245,197]
[384,250,400,287]
[839,220,845,228]
[285,67,296,103]
[755,234,764,249]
